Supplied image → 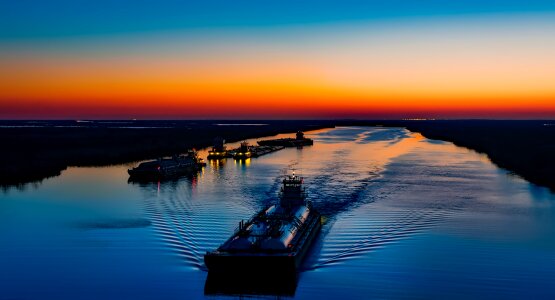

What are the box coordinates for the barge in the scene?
[250,145,285,157]
[128,150,205,180]
[257,131,313,147]
[204,172,321,274]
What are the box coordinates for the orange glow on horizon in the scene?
[2,55,554,119]
[2,17,555,119]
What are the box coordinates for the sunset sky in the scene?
[1,1,555,119]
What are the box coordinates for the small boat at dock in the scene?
[207,137,232,159]
[232,142,252,159]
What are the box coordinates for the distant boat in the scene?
[204,172,322,274]
[128,150,205,180]
[232,142,252,159]
[257,131,313,147]
[207,137,232,159]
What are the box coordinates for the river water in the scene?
[2,126,555,299]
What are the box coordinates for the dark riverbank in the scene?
[337,120,555,191]
[0,120,334,188]
[410,120,555,192]
[2,120,554,192]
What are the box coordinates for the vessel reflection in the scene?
[209,158,227,169]
[126,170,202,185]
[233,157,251,168]
[204,271,298,297]
[4,127,555,299]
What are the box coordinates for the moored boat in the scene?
[207,137,231,159]
[232,142,252,159]
[128,150,204,180]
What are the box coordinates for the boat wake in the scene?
[306,207,450,270]
[138,127,457,273]
[297,128,453,270]
[141,180,204,269]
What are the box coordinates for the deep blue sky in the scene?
[2,0,555,39]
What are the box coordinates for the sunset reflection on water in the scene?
[2,126,555,299]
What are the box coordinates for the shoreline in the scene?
[2,120,554,193]
[404,122,555,192]
[336,120,555,192]
[0,120,335,188]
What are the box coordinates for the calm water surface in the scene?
[2,127,555,299]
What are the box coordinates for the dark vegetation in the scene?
[2,119,554,192]
[0,120,334,187]
[338,120,555,191]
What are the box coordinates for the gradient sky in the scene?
[1,1,555,119]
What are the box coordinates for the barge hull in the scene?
[257,139,313,147]
[205,254,297,274]
[205,214,322,274]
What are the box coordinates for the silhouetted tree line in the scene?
[2,120,554,192]
[0,120,334,187]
